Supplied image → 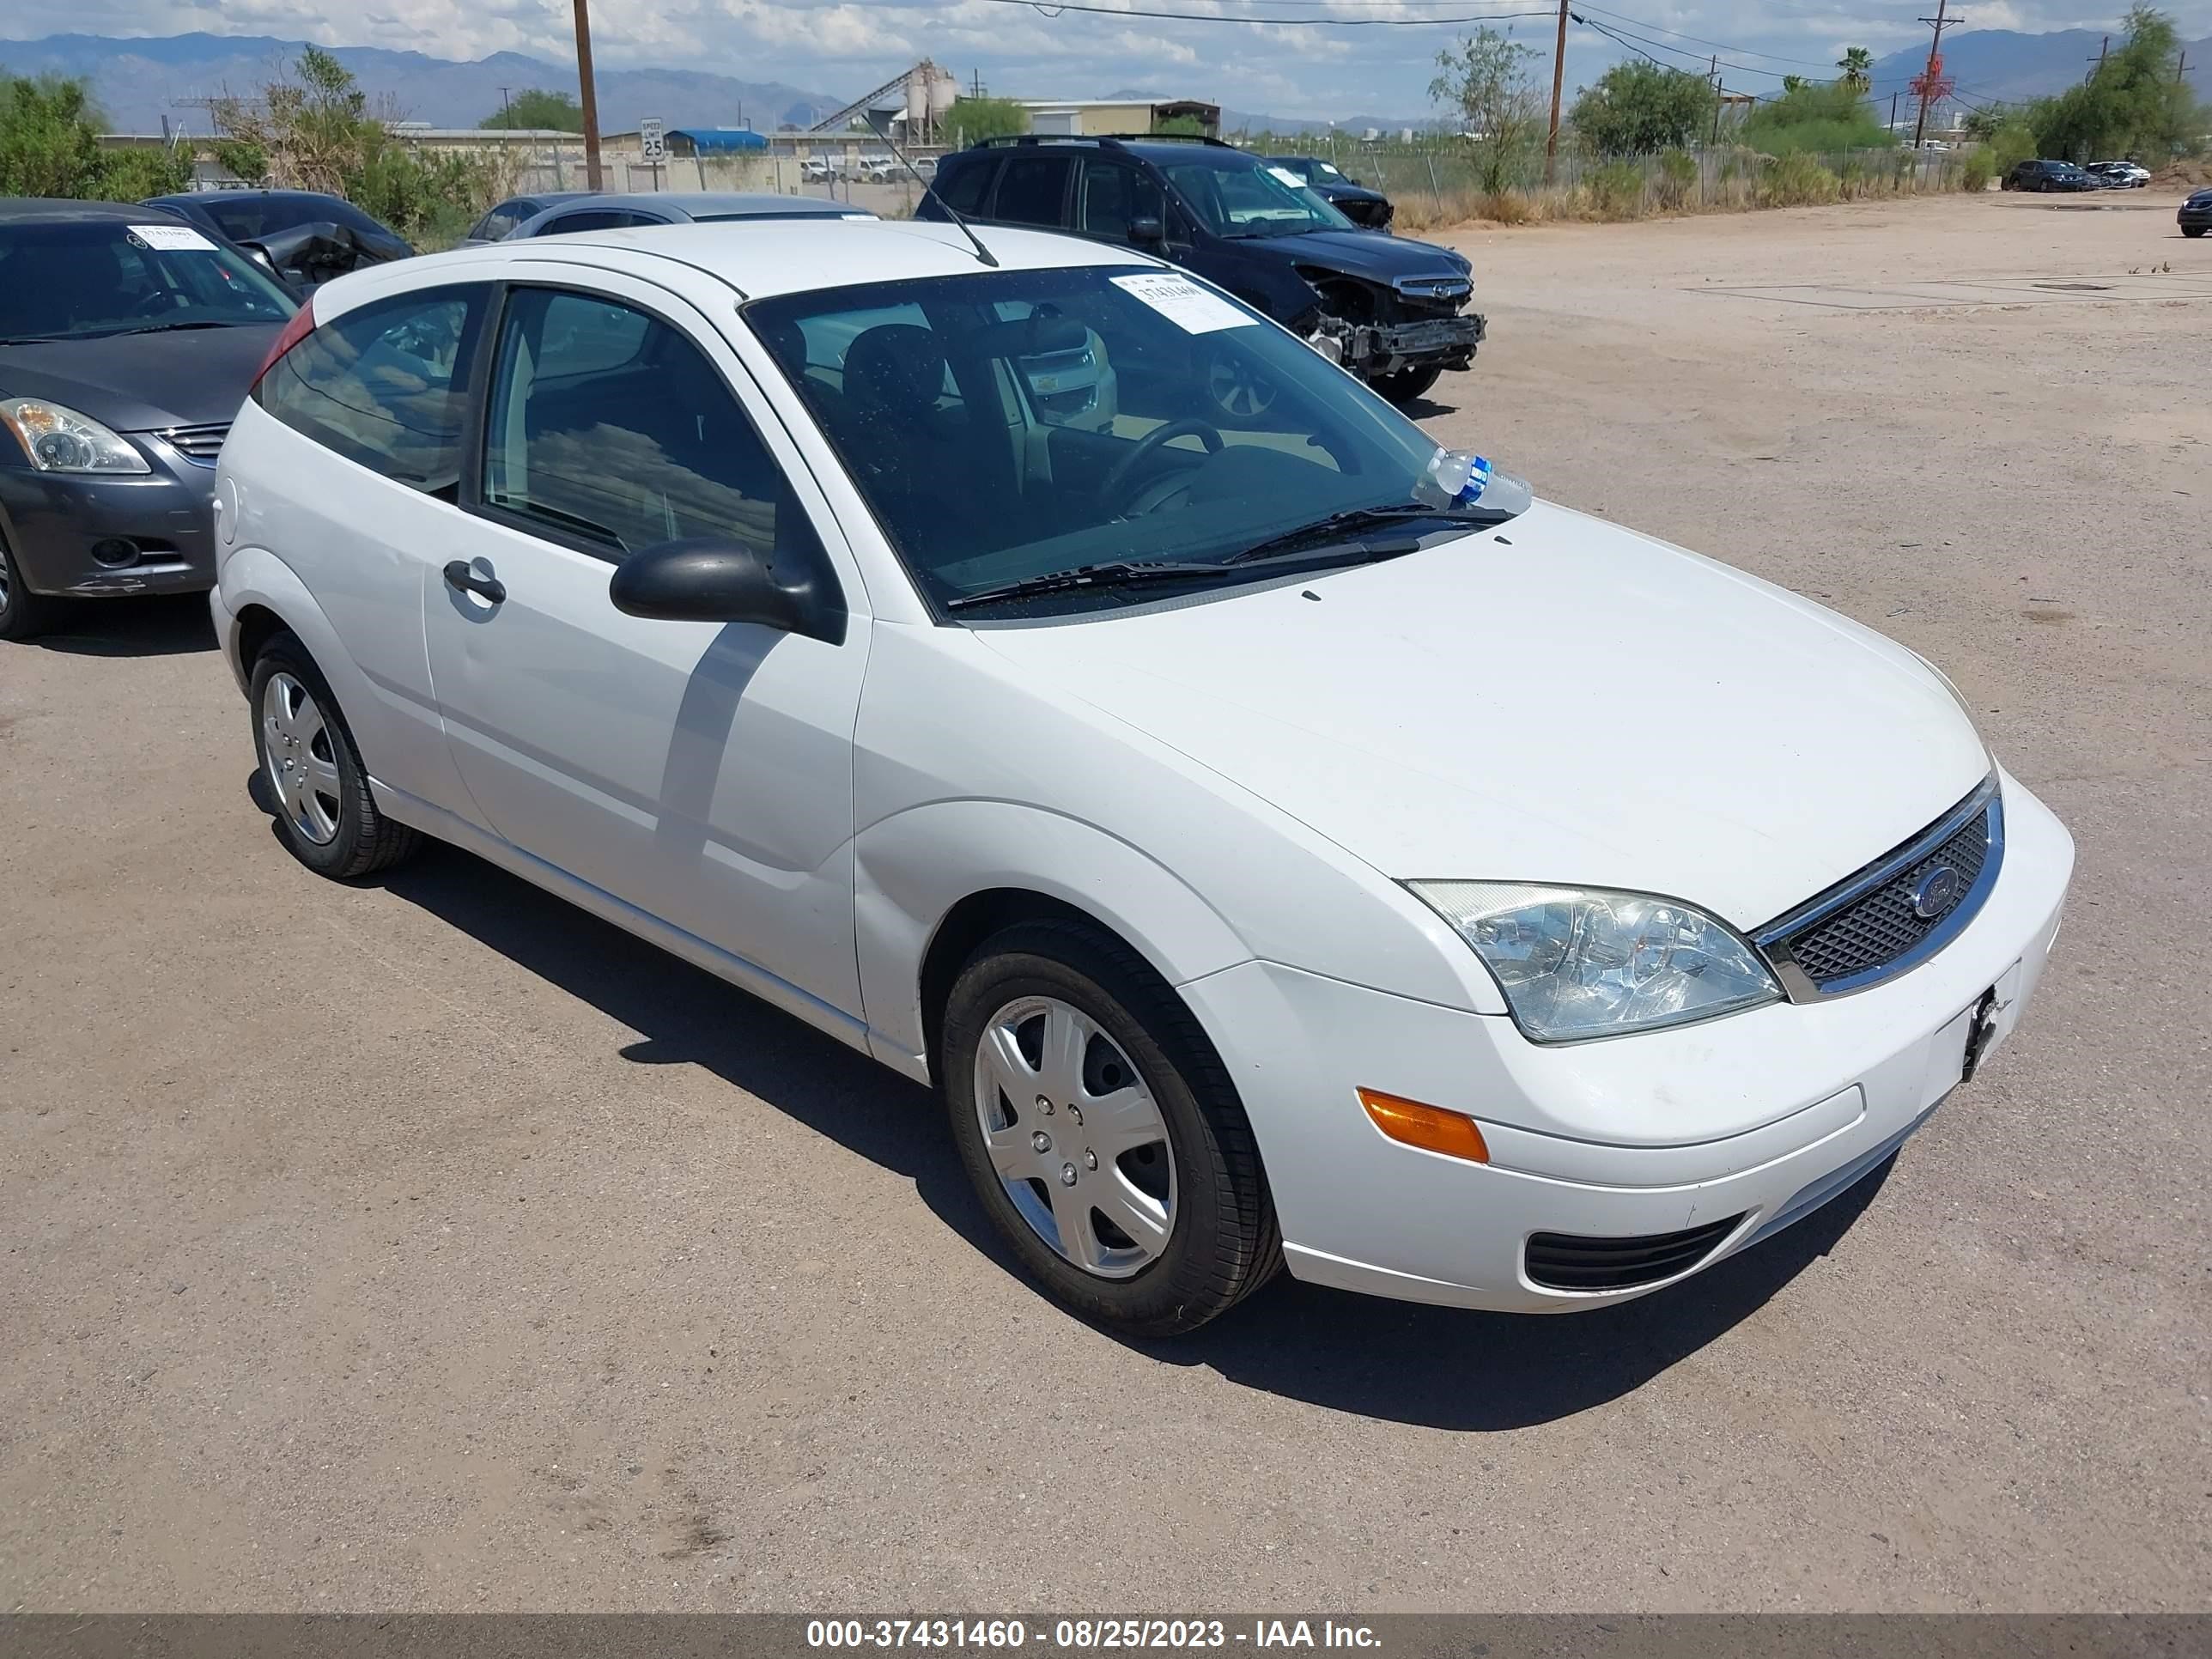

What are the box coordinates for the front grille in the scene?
[159,422,230,463]
[1759,778,2002,999]
[1525,1215,1744,1291]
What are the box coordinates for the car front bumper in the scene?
[0,443,218,599]
[2179,204,2212,230]
[1179,768,2073,1314]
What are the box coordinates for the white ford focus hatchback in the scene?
[211,219,2070,1333]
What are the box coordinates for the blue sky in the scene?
[5,0,2204,119]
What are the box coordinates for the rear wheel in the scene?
[940,919,1279,1334]
[0,535,60,642]
[1367,363,1443,405]
[249,632,422,879]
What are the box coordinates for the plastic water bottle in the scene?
[1420,447,1534,516]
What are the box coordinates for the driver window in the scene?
[1079,162,1162,243]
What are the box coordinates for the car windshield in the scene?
[1161,155,1354,237]
[747,264,1500,617]
[0,219,295,343]
[199,195,392,242]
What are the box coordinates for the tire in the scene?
[2185,226,2207,238]
[0,534,60,642]
[248,630,422,879]
[940,919,1280,1335]
[1368,363,1443,405]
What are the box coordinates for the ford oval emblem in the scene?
[1911,865,1963,920]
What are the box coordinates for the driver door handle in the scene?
[443,561,507,605]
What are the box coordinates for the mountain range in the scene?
[0,27,2203,139]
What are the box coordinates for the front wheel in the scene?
[249,632,422,879]
[0,535,60,641]
[940,920,1279,1334]
[1367,362,1443,405]
[2185,225,2207,238]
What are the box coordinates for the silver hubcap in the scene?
[1206,347,1277,420]
[0,543,13,610]
[972,995,1176,1279]
[261,672,341,846]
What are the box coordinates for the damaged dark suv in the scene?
[924,135,1484,410]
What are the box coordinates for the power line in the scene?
[1570,5,1849,70]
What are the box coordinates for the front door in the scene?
[421,270,872,1025]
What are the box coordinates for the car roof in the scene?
[324,218,1164,312]
[145,189,348,207]
[539,191,866,218]
[0,197,190,222]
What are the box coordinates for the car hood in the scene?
[1244,227,1463,283]
[971,501,1990,930]
[0,324,281,433]
[1314,179,1388,204]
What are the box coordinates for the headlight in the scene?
[0,398,150,474]
[1408,881,1781,1042]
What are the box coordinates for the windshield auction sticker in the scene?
[1110,272,1255,334]
[129,223,219,252]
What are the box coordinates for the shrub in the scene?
[1761,150,1839,205]
[1989,121,2038,173]
[1655,146,1698,208]
[0,74,191,198]
[1741,82,1895,156]
[1589,158,1645,217]
[1960,149,1995,191]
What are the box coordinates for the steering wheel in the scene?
[1101,418,1224,510]
[132,289,181,319]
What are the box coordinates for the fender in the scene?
[215,542,476,829]
[855,799,1255,1079]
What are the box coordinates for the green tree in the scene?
[209,47,499,245]
[1568,60,1717,156]
[1150,112,1207,137]
[479,88,584,131]
[1782,75,1808,95]
[1430,27,1543,192]
[1838,47,1874,95]
[1741,79,1896,155]
[0,73,189,198]
[946,94,1028,143]
[2022,5,2198,160]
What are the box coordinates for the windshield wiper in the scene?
[945,560,1239,611]
[114,320,242,336]
[1224,502,1513,565]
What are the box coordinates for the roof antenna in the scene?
[882,127,997,268]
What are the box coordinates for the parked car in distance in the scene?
[144,190,413,292]
[924,134,1480,407]
[2085,161,2151,188]
[1263,155,1393,228]
[0,198,296,639]
[2001,160,2102,192]
[465,192,591,243]
[210,218,2071,1333]
[2181,187,2212,237]
[507,192,878,236]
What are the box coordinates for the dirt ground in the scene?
[2,191,2207,1613]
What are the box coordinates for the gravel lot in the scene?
[3,191,2207,1613]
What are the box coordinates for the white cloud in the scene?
[3,0,2206,118]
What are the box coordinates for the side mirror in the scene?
[1128,215,1165,245]
[608,536,843,644]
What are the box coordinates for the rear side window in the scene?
[934,156,997,215]
[481,287,792,561]
[255,286,485,497]
[538,210,639,234]
[992,154,1075,227]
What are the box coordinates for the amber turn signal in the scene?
[1357,1088,1490,1164]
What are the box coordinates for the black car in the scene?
[2002,160,2102,193]
[924,135,1482,407]
[463,191,592,243]
[143,189,413,293]
[0,199,295,640]
[1264,155,1394,229]
[2180,187,2211,238]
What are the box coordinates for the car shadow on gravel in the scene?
[376,836,1889,1433]
[31,594,215,656]
[1145,1164,1889,1431]
[374,840,1006,1256]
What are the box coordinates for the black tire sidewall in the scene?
[1370,363,1443,404]
[941,924,1273,1334]
[0,538,55,641]
[247,635,382,878]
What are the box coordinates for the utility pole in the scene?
[1542,0,1568,184]
[2087,35,2107,82]
[1708,55,1723,148]
[1890,89,1900,130]
[1911,0,1959,150]
[2180,50,2191,88]
[572,0,604,191]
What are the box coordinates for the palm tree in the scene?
[1838,46,1874,94]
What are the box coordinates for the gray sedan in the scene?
[508,192,876,238]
